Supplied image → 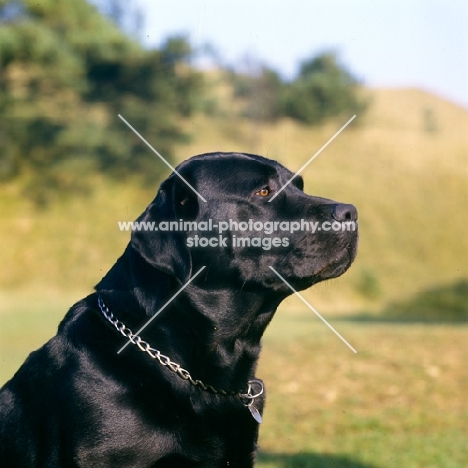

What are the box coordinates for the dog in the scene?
[0,152,358,467]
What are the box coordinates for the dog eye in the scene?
[255,187,270,197]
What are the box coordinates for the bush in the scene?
[283,52,368,125]
[0,0,204,205]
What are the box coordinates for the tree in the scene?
[225,51,366,126]
[283,51,367,125]
[0,0,203,204]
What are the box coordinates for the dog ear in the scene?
[131,174,196,283]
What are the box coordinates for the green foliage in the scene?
[0,0,203,204]
[226,51,367,125]
[1,1,367,205]
[383,279,468,321]
[283,52,368,124]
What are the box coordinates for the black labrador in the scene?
[0,152,358,467]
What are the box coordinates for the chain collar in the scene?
[97,296,264,421]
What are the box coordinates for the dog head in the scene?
[130,152,358,296]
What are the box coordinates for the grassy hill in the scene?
[0,87,467,315]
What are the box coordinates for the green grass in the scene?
[1,297,467,468]
[256,311,468,468]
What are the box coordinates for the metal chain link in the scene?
[97,296,262,401]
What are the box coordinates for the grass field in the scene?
[257,311,468,468]
[1,295,466,468]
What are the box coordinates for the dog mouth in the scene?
[237,229,358,294]
[269,243,356,293]
[314,244,357,281]
[314,249,353,280]
[284,234,356,283]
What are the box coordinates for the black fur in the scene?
[0,152,358,467]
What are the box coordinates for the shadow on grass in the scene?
[258,452,378,468]
[337,313,468,325]
[332,279,468,325]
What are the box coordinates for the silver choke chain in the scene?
[97,296,263,404]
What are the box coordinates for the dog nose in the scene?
[332,203,358,222]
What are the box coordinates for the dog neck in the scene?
[96,251,283,391]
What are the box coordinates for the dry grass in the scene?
[0,176,154,294]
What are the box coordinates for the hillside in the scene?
[1,87,467,314]
[172,87,468,312]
